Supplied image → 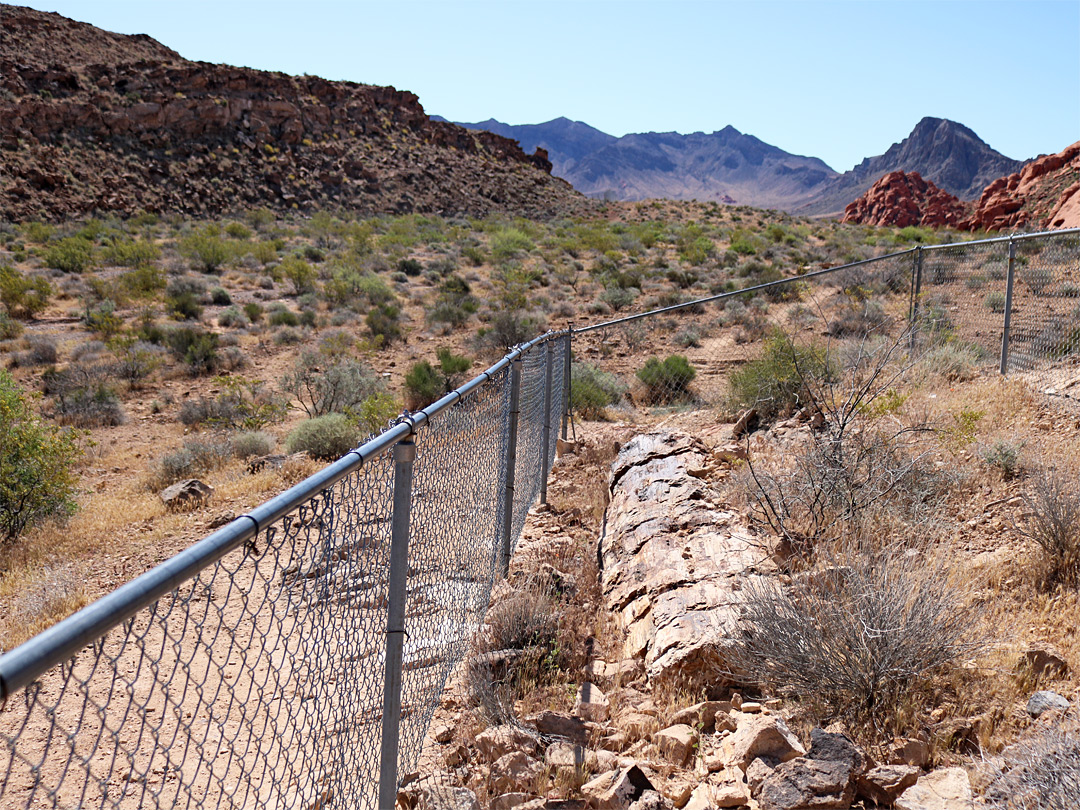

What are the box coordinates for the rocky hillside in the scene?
[798,117,1025,217]
[0,5,585,222]
[965,140,1080,231]
[840,171,970,228]
[840,142,1080,232]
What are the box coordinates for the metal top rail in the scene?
[0,329,565,701]
[920,226,1080,251]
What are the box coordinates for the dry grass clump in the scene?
[2,565,86,654]
[1015,468,1080,588]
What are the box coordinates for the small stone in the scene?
[491,794,534,810]
[857,764,920,806]
[619,712,658,740]
[1023,648,1069,679]
[682,784,712,810]
[739,701,762,713]
[490,751,544,794]
[657,777,694,809]
[655,724,699,767]
[721,716,806,772]
[889,738,930,769]
[1027,690,1070,718]
[546,742,587,770]
[627,790,674,810]
[709,772,750,809]
[434,723,454,744]
[476,725,540,762]
[534,711,589,744]
[576,682,611,722]
[160,478,212,508]
[895,767,973,810]
[669,701,733,732]
[581,766,654,810]
[746,757,777,795]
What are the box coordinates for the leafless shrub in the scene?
[744,322,944,549]
[983,718,1080,809]
[726,536,982,736]
[11,334,58,367]
[1015,468,1080,587]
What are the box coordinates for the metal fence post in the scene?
[377,438,416,810]
[540,341,555,505]
[1000,237,1017,375]
[561,327,573,441]
[499,357,522,577]
[909,246,924,350]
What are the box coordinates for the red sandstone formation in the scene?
[840,171,969,228]
[963,141,1080,232]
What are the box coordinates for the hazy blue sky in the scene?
[15,0,1080,171]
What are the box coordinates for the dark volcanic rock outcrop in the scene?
[841,170,969,228]
[0,4,585,221]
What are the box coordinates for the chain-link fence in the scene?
[0,332,569,810]
[2,227,1079,810]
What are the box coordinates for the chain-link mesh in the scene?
[397,366,511,774]
[916,240,1010,366]
[1,450,396,810]
[508,344,550,554]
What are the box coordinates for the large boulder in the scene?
[755,729,866,809]
[894,768,973,810]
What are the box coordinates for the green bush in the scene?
[282,352,384,417]
[279,256,317,295]
[0,266,51,318]
[0,311,23,340]
[269,308,300,327]
[180,230,230,272]
[209,287,232,306]
[398,258,423,276]
[286,413,360,460]
[44,237,94,273]
[404,348,472,409]
[164,326,219,375]
[102,238,160,268]
[243,302,264,323]
[570,363,627,418]
[356,392,400,435]
[491,228,534,261]
[366,303,401,343]
[636,355,697,404]
[984,291,1006,313]
[0,369,82,540]
[727,329,831,422]
[230,430,275,459]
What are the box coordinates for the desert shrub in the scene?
[985,291,1007,312]
[179,229,230,272]
[675,326,702,348]
[491,227,535,261]
[0,370,81,540]
[356,392,399,435]
[983,718,1080,809]
[108,336,162,387]
[981,438,1023,480]
[285,413,360,460]
[0,266,52,318]
[209,287,231,306]
[102,238,160,268]
[12,335,58,367]
[282,352,384,417]
[269,307,300,327]
[1021,264,1053,296]
[82,300,124,338]
[273,326,303,345]
[728,329,831,422]
[365,303,401,343]
[637,355,696,404]
[44,237,94,273]
[230,430,275,459]
[826,300,887,338]
[727,537,980,737]
[179,378,286,430]
[119,265,166,298]
[476,310,545,355]
[1016,469,1080,587]
[570,362,627,418]
[403,348,472,410]
[50,383,125,427]
[0,311,23,340]
[398,257,423,276]
[151,435,233,488]
[163,326,219,375]
[919,341,983,381]
[224,222,252,240]
[599,286,638,312]
[218,305,249,328]
[242,301,264,323]
[279,256,317,295]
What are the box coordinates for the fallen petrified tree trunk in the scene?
[600,430,769,692]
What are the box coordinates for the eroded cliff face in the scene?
[0,4,582,221]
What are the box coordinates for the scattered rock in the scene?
[434,724,454,744]
[857,764,920,807]
[581,766,654,810]
[491,794,535,810]
[756,729,865,810]
[721,715,806,772]
[709,771,751,809]
[655,724,699,767]
[476,725,539,762]
[669,700,734,732]
[746,756,778,795]
[1027,690,1070,718]
[416,784,481,810]
[159,478,212,509]
[1023,647,1069,679]
[490,751,545,794]
[894,767,973,810]
[889,738,930,769]
[656,777,694,809]
[546,742,587,770]
[534,711,589,745]
[732,408,759,438]
[627,791,673,810]
[576,683,610,722]
[682,784,712,810]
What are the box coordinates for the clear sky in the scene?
[13,0,1080,171]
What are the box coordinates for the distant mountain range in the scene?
[436,115,1027,216]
